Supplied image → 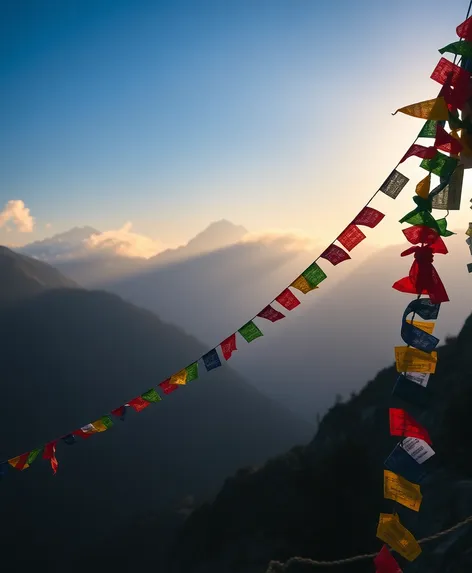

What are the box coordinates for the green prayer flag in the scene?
[238,321,263,343]
[448,110,463,130]
[100,415,114,429]
[439,40,472,59]
[436,218,455,237]
[302,262,327,288]
[186,362,199,382]
[420,153,458,178]
[401,211,441,234]
[27,448,42,466]
[418,120,438,138]
[141,388,162,403]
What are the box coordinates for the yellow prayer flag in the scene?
[395,97,448,121]
[291,276,318,294]
[8,455,30,470]
[407,320,435,335]
[91,419,108,433]
[377,513,421,561]
[395,346,437,374]
[383,470,422,512]
[170,369,188,385]
[415,175,431,200]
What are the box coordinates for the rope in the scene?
[265,515,472,570]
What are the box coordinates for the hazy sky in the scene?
[1,0,471,255]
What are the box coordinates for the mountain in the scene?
[18,226,100,261]
[161,313,472,573]
[0,272,313,570]
[0,245,76,305]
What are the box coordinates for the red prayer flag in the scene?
[399,144,437,163]
[257,305,285,323]
[402,225,443,248]
[10,452,30,471]
[275,288,300,311]
[159,379,179,395]
[374,545,402,573]
[389,408,432,444]
[352,207,385,229]
[128,396,151,412]
[221,333,237,360]
[43,441,59,475]
[435,124,463,155]
[431,58,470,108]
[321,244,351,266]
[337,224,366,251]
[457,15,472,41]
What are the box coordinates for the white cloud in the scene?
[0,200,34,232]
[84,222,164,259]
[240,228,315,252]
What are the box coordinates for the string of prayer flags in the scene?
[376,513,422,561]
[158,379,179,395]
[395,347,438,374]
[321,244,351,266]
[383,470,422,512]
[128,396,152,412]
[202,349,221,371]
[389,408,432,444]
[392,376,431,409]
[239,321,263,343]
[380,170,409,199]
[221,333,237,360]
[457,15,472,41]
[374,545,402,573]
[400,144,437,163]
[291,275,317,294]
[186,362,199,382]
[420,151,459,178]
[352,206,385,228]
[385,444,427,484]
[415,175,431,199]
[43,442,58,475]
[170,369,188,386]
[439,40,472,59]
[432,164,464,210]
[402,437,435,464]
[336,224,366,251]
[275,288,300,310]
[393,97,449,121]
[257,305,285,323]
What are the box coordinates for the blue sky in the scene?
[1,0,470,254]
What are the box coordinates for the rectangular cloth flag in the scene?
[321,244,351,266]
[170,369,188,385]
[43,441,59,475]
[406,371,430,387]
[392,376,431,409]
[128,396,152,412]
[383,470,422,512]
[380,170,409,199]
[402,437,435,464]
[374,545,402,573]
[457,15,472,41]
[239,321,263,343]
[8,452,31,471]
[141,388,162,403]
[407,320,435,334]
[399,144,437,163]
[186,362,199,382]
[337,224,366,251]
[420,151,459,178]
[418,119,439,138]
[435,124,463,155]
[221,333,237,360]
[159,379,179,395]
[111,405,128,421]
[389,408,432,444]
[202,348,222,371]
[395,347,438,374]
[91,416,114,431]
[394,97,448,120]
[302,262,327,288]
[73,423,99,439]
[376,513,421,562]
[276,288,300,310]
[439,40,472,59]
[352,206,385,228]
[257,305,285,322]
[431,58,470,103]
[385,444,427,483]
[291,275,317,294]
[432,164,464,210]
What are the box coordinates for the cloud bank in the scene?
[84,222,164,259]
[0,200,34,232]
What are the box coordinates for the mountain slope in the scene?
[0,286,313,571]
[17,226,100,261]
[0,245,76,304]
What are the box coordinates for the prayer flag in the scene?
[111,405,128,421]
[376,513,421,561]
[420,151,459,178]
[432,164,464,210]
[8,452,30,471]
[389,408,432,444]
[141,388,162,402]
[392,376,431,409]
[415,175,431,199]
[394,97,448,121]
[395,347,438,374]
[291,275,317,294]
[26,448,42,466]
[383,470,422,512]
[404,297,440,321]
[439,40,472,59]
[257,305,285,323]
[418,119,440,138]
[238,321,263,343]
[402,225,440,249]
[400,144,437,163]
[407,320,435,334]
[43,441,59,475]
[159,379,179,395]
[374,545,402,573]
[457,15,472,41]
[221,333,237,360]
[402,437,435,464]
[434,124,463,155]
[91,417,113,432]
[302,262,327,288]
[170,369,188,385]
[62,434,77,445]
[337,224,366,251]
[431,58,470,106]
[385,444,427,484]
[276,288,300,310]
[186,362,199,382]
[73,424,99,439]
[406,371,430,387]
[380,170,409,199]
[321,244,351,266]
[401,301,439,352]
[352,206,385,228]
[128,396,152,412]
[202,349,222,371]
[436,217,455,237]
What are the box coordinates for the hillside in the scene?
[0,285,313,571]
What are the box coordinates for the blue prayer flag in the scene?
[392,376,431,408]
[202,349,222,371]
[384,443,427,483]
